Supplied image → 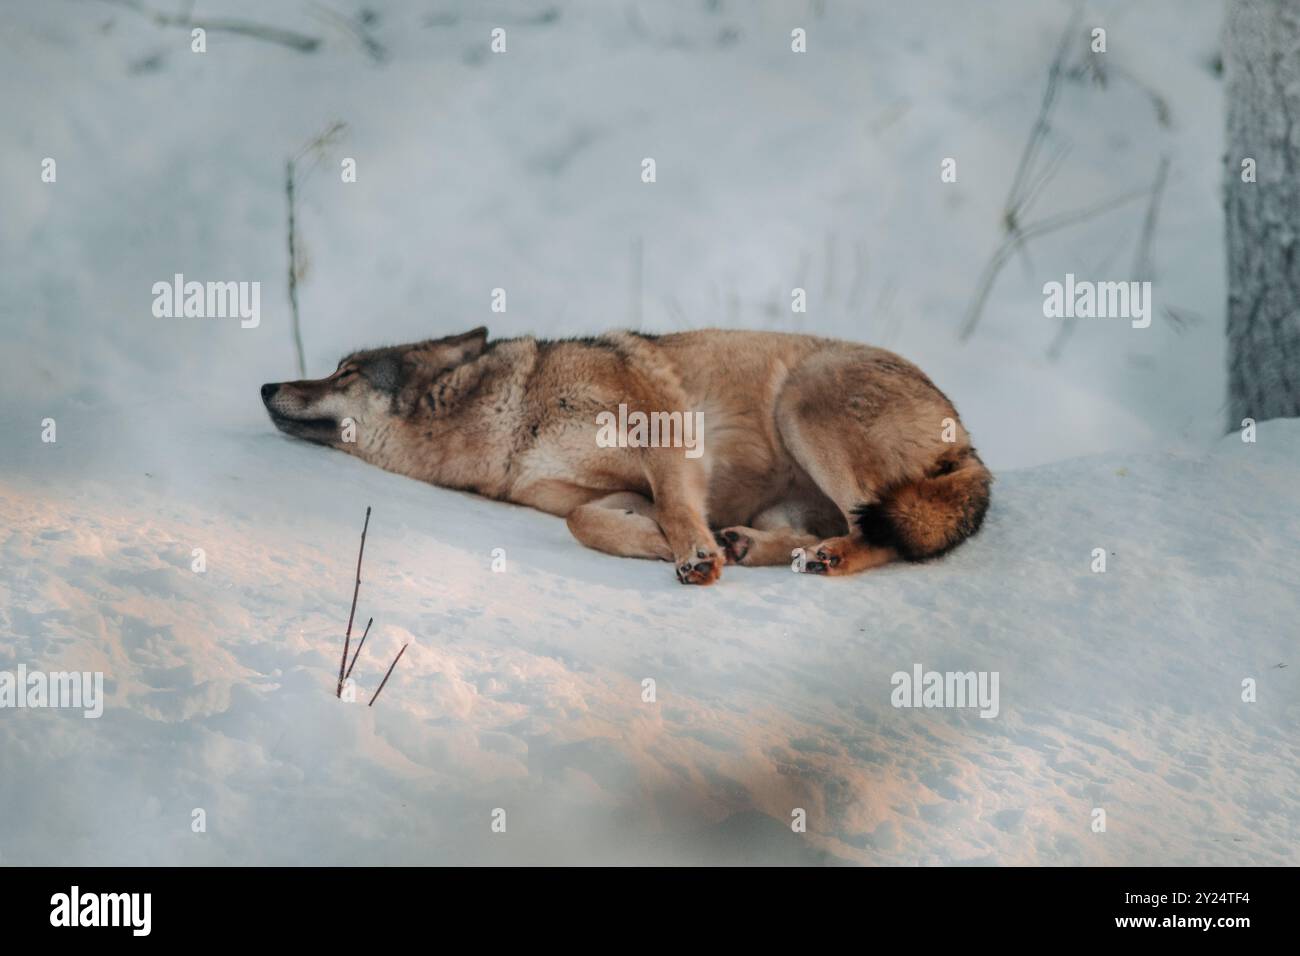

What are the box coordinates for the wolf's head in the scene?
[260,327,489,465]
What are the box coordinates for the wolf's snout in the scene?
[261,379,340,446]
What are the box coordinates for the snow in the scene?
[1,0,1296,865]
[3,410,1297,865]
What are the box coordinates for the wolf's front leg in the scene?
[644,453,723,585]
[565,492,673,560]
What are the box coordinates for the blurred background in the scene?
[0,0,1226,470]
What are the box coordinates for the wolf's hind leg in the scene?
[716,498,840,567]
[566,492,672,561]
[715,503,820,567]
[715,526,818,566]
[772,352,943,576]
[802,535,895,576]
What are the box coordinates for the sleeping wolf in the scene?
[262,328,991,585]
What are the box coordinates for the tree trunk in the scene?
[1225,0,1300,428]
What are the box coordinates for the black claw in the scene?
[805,561,827,574]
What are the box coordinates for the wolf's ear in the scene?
[405,327,489,374]
[451,326,489,355]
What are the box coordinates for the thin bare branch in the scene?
[958,184,1156,342]
[345,617,373,681]
[1132,155,1172,279]
[285,159,306,378]
[306,2,386,62]
[285,122,347,376]
[1001,5,1083,225]
[338,507,371,699]
[95,0,322,53]
[368,644,409,708]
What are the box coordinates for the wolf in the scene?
[262,327,991,585]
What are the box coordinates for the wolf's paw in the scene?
[803,534,894,576]
[714,528,752,564]
[804,538,847,575]
[676,546,724,585]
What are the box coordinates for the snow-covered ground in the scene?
[2,0,1296,865]
[2,412,1297,865]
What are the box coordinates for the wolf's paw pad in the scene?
[714,529,751,564]
[676,547,723,585]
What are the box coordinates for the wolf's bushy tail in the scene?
[853,450,992,561]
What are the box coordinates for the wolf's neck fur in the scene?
[413,337,539,499]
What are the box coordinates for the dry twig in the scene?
[337,507,371,698]
[96,0,322,53]
[285,122,347,376]
[345,617,373,682]
[368,644,409,708]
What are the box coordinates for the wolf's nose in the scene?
[261,383,280,402]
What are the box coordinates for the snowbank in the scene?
[1,414,1296,865]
